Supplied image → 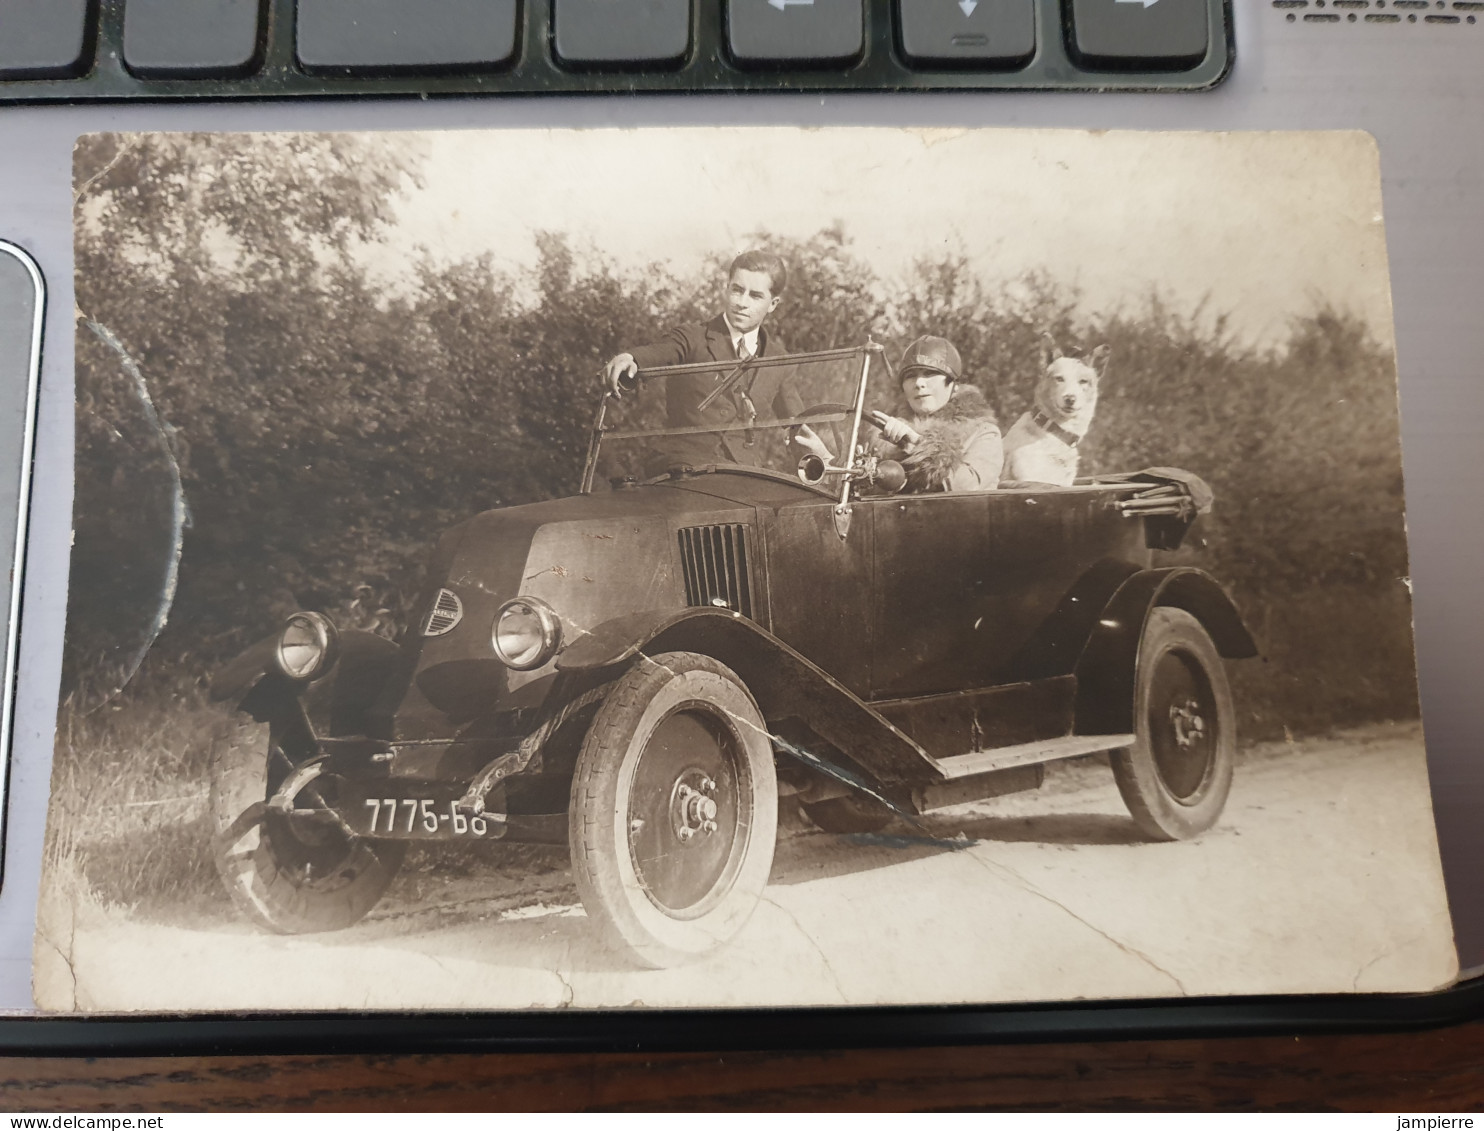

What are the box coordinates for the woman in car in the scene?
[869,336,1002,493]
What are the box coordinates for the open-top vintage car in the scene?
[208,342,1257,966]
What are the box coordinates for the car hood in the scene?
[375,476,804,737]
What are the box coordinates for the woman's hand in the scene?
[868,410,920,450]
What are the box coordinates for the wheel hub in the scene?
[1169,698,1206,749]
[670,774,720,842]
[625,706,745,915]
[1147,648,1220,803]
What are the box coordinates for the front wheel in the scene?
[569,652,778,967]
[1111,607,1235,841]
[209,715,404,933]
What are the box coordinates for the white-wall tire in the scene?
[569,652,778,967]
[1111,607,1236,841]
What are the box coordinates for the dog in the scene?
[1000,333,1109,487]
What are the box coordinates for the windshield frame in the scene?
[580,342,883,496]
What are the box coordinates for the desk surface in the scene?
[4,1023,1484,1110]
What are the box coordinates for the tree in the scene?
[68,134,429,699]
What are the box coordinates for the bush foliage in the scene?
[67,133,1417,742]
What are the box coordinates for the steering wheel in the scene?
[795,402,853,462]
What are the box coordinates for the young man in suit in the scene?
[602,250,828,469]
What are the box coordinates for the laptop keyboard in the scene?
[0,0,1232,99]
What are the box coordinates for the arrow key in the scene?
[728,0,864,66]
[1066,0,1208,71]
[899,0,1034,69]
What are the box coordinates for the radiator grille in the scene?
[423,587,463,636]
[678,525,754,618]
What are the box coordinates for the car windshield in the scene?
[583,345,882,490]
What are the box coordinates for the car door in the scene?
[763,496,875,698]
[867,487,1149,700]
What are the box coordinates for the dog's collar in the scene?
[1032,408,1082,448]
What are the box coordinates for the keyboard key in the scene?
[728,0,864,65]
[297,0,518,72]
[899,0,1034,67]
[554,0,689,65]
[1066,0,1208,70]
[123,0,263,76]
[0,0,91,78]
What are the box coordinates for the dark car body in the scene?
[209,342,1256,964]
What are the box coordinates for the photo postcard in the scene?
[33,125,1457,1010]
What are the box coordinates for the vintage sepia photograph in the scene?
[36,126,1456,1010]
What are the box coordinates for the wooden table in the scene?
[4,1022,1484,1110]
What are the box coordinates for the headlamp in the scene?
[492,597,562,670]
[274,611,340,682]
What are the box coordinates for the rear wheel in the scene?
[570,652,778,967]
[209,714,404,933]
[1111,607,1235,841]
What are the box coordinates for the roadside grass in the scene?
[34,830,117,1010]
[47,678,229,922]
[1230,582,1421,743]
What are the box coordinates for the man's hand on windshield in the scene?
[792,425,833,463]
[868,410,921,450]
[603,353,638,398]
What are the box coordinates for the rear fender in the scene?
[1074,568,1258,735]
[559,608,936,799]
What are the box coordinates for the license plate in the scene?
[359,796,494,838]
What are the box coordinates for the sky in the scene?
[365,126,1395,352]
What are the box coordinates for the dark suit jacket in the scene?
[628,314,802,467]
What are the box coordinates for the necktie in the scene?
[734,339,757,445]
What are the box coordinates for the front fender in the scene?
[554,609,688,672]
[209,632,279,703]
[559,608,939,796]
[210,624,401,737]
[1074,567,1258,735]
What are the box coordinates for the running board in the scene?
[934,733,1135,779]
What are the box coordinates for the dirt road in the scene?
[35,722,1456,1011]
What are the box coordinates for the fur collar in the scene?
[891,383,999,492]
